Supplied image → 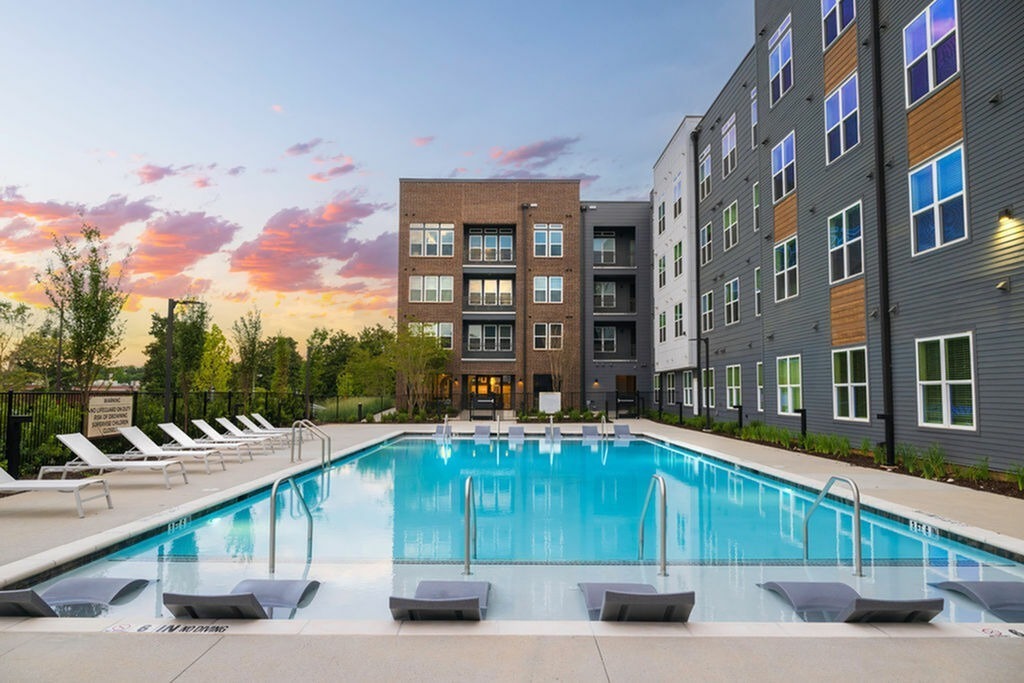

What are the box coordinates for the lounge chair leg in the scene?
[74,491,85,518]
[103,481,113,509]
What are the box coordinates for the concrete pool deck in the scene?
[2,420,1024,681]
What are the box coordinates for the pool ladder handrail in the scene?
[464,475,478,575]
[637,474,668,576]
[803,475,863,577]
[269,474,314,575]
[290,419,332,468]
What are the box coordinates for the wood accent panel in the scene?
[824,27,858,94]
[773,193,797,241]
[831,278,866,346]
[908,78,963,166]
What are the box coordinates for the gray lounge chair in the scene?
[581,425,601,442]
[118,426,226,474]
[390,580,491,621]
[613,424,635,441]
[47,433,189,489]
[578,582,694,622]
[432,424,453,441]
[930,581,1024,622]
[0,465,112,518]
[759,581,944,623]
[0,577,148,617]
[473,424,491,443]
[163,579,320,619]
[507,425,525,442]
[545,426,562,442]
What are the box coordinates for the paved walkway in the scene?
[2,420,1024,681]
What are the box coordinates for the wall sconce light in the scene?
[811,321,819,331]
[592,379,600,388]
[989,90,1003,105]
[766,332,774,340]
[1000,206,1014,220]
[869,308,879,319]
[453,378,460,386]
[521,203,538,209]
[996,277,1011,293]
[516,379,524,387]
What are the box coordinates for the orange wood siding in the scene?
[824,27,858,94]
[774,193,797,241]
[908,78,963,166]
[831,278,866,346]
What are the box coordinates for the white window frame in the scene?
[828,201,864,284]
[777,354,802,416]
[703,368,716,408]
[594,281,616,309]
[723,201,738,251]
[657,256,666,288]
[699,146,712,201]
[595,326,616,354]
[701,290,714,333]
[769,15,793,107]
[726,364,742,409]
[681,371,693,406]
[750,87,758,150]
[409,223,455,257]
[410,321,454,350]
[822,0,856,50]
[409,275,453,303]
[673,302,684,337]
[774,236,798,302]
[903,0,960,108]
[721,113,737,178]
[825,73,860,164]
[666,372,677,405]
[673,175,683,217]
[724,278,740,326]
[533,224,563,258]
[658,312,667,343]
[752,182,760,232]
[533,276,563,304]
[909,146,967,255]
[467,278,513,306]
[833,346,869,422]
[673,241,683,277]
[754,267,762,317]
[533,322,563,351]
[657,202,666,234]
[593,234,616,265]
[756,361,764,412]
[700,223,713,266]
[915,332,976,430]
[771,131,796,203]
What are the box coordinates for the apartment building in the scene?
[661,0,1024,468]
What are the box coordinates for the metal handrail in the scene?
[269,475,314,575]
[464,476,478,575]
[638,474,668,576]
[803,475,863,576]
[290,419,332,468]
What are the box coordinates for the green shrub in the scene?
[897,443,920,474]
[920,443,948,480]
[1011,465,1024,491]
[872,442,887,466]
[963,456,990,482]
[860,437,872,455]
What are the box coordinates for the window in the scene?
[673,302,684,337]
[594,281,616,309]
[750,87,758,149]
[657,202,666,234]
[829,202,864,283]
[910,146,966,254]
[410,322,454,350]
[825,73,859,163]
[533,322,563,350]
[682,371,693,406]
[772,132,796,202]
[533,224,563,258]
[468,324,512,352]
[658,312,667,343]
[467,228,513,262]
[595,326,616,353]
[673,241,683,277]
[533,276,563,303]
[673,175,683,217]
[777,355,802,415]
[409,223,454,257]
[833,347,868,421]
[653,373,661,400]
[467,325,481,351]
[658,256,666,288]
[823,0,855,49]
[754,267,762,317]
[593,234,616,264]
[904,0,959,107]
[701,291,714,333]
[769,15,793,106]
[723,201,738,251]
[756,361,764,411]
[700,223,713,265]
[703,368,716,408]
[666,373,677,404]
[467,279,513,306]
[752,182,760,232]
[726,364,741,409]
[774,236,798,301]
[722,114,737,178]
[724,278,740,325]
[699,146,711,201]
[917,332,974,429]
[409,275,453,303]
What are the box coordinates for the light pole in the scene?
[164,298,200,422]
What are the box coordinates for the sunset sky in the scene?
[0,1,753,364]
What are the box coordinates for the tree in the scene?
[343,346,394,398]
[313,329,357,396]
[194,324,232,392]
[231,307,263,396]
[36,223,130,392]
[269,335,297,395]
[0,299,33,390]
[392,324,450,414]
[173,302,209,424]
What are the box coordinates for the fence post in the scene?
[132,391,139,426]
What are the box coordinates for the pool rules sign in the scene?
[86,394,133,437]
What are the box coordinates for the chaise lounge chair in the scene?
[216,417,284,448]
[46,433,189,489]
[237,415,289,440]
[507,425,525,443]
[192,419,273,454]
[613,424,635,442]
[250,413,291,434]
[581,425,601,442]
[390,580,491,621]
[117,426,226,474]
[0,577,148,617]
[930,580,1024,622]
[0,466,112,518]
[432,423,453,441]
[473,424,492,444]
[759,581,944,623]
[158,422,253,463]
[545,425,562,442]
[163,579,320,619]
[577,582,695,622]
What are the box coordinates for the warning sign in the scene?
[86,394,134,437]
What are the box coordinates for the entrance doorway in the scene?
[467,375,513,410]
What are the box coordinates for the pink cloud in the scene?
[230,190,386,292]
[193,177,213,188]
[490,136,580,170]
[128,274,212,300]
[271,104,284,113]
[412,136,435,147]
[309,164,356,183]
[135,164,177,184]
[132,212,241,277]
[448,167,468,177]
[0,261,46,305]
[284,138,323,156]
[224,291,251,303]
[313,153,352,164]
[337,232,397,279]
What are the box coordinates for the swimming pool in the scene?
[36,435,1024,621]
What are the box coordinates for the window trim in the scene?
[682,370,693,407]
[750,87,758,150]
[657,256,666,288]
[699,223,713,266]
[828,201,864,285]
[771,131,796,203]
[699,146,712,201]
[726,364,742,410]
[824,72,860,164]
[908,145,968,256]
[701,290,714,333]
[821,0,856,51]
[752,182,760,232]
[702,367,716,409]
[832,346,869,422]
[724,278,740,326]
[533,224,564,259]
[723,201,738,252]
[776,354,802,416]
[673,302,684,337]
[915,331,976,430]
[666,372,677,405]
[533,275,564,304]
[673,241,684,277]
[409,275,454,303]
[594,281,616,309]
[903,0,961,108]
[409,223,455,258]
[756,361,764,412]
[774,236,798,302]
[769,15,794,107]
[721,113,737,178]
[594,325,617,354]
[533,322,563,351]
[754,266,762,317]
[657,312,667,343]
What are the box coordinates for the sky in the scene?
[0,0,754,365]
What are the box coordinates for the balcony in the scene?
[464,277,515,313]
[462,322,516,361]
[593,278,637,315]
[464,228,515,267]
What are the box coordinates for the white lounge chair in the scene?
[46,433,189,489]
[251,413,290,433]
[218,417,285,447]
[432,423,453,441]
[237,414,289,439]
[158,422,253,462]
[117,426,226,474]
[0,466,112,518]
[193,419,275,454]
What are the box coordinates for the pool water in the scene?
[41,436,1024,621]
